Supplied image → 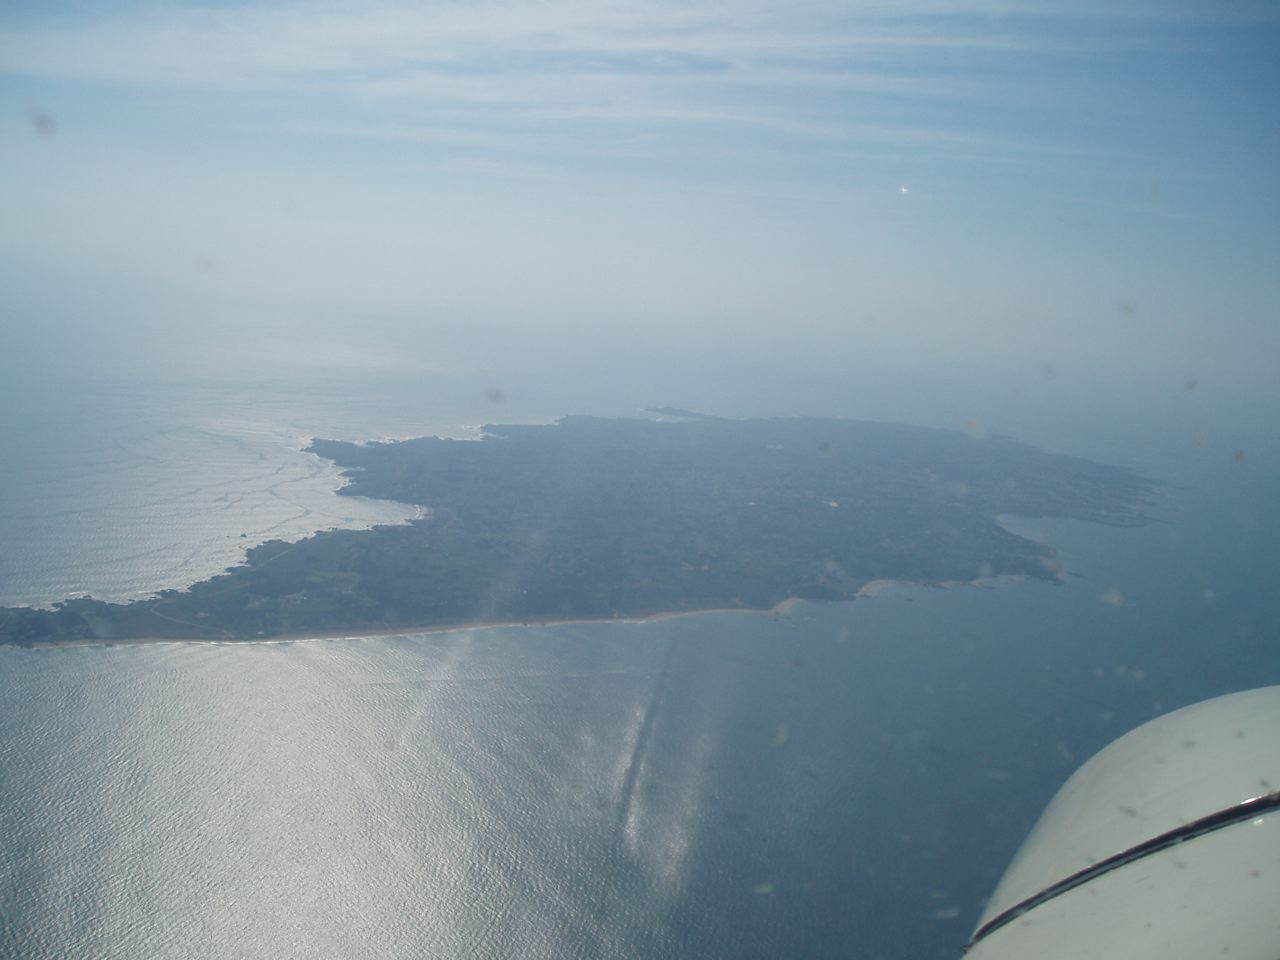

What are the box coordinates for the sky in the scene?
[1,1,1278,422]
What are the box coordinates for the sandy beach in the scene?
[28,596,807,649]
[27,575,1036,650]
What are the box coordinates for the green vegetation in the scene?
[0,413,1157,644]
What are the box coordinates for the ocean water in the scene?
[0,377,488,609]
[1,374,1276,959]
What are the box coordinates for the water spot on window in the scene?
[26,107,56,139]
[191,252,220,274]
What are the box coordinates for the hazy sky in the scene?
[2,1,1278,414]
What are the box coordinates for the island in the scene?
[0,412,1157,645]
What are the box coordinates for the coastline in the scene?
[855,572,1030,599]
[19,577,1044,651]
[26,596,808,650]
[7,415,1152,652]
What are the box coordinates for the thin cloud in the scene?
[2,0,1266,262]
[0,1,1218,91]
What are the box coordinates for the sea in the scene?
[1,369,1276,959]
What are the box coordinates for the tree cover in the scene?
[0,413,1157,644]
